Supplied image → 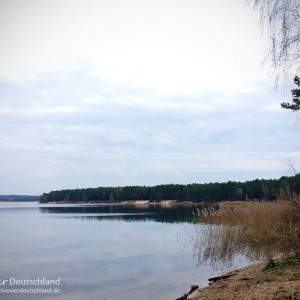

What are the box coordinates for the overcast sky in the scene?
[1,0,299,195]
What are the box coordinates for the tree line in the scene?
[40,174,300,203]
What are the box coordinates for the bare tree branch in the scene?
[248,0,300,81]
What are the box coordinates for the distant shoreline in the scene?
[0,195,39,202]
[43,200,198,205]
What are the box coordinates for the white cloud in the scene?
[1,0,266,94]
[0,0,299,194]
[0,68,299,194]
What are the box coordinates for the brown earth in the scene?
[189,256,300,300]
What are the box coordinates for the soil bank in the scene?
[189,256,300,300]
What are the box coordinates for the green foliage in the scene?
[39,174,300,203]
[281,76,300,111]
[264,259,276,271]
[264,257,300,271]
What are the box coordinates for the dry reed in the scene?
[199,200,300,247]
[193,199,300,268]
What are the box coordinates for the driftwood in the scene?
[175,272,238,299]
[175,285,199,300]
[208,272,238,283]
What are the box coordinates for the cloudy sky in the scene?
[0,0,299,195]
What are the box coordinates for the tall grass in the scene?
[200,200,300,246]
[279,187,300,209]
[194,200,300,267]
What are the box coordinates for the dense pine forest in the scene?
[40,174,300,203]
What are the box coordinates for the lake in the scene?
[0,202,253,300]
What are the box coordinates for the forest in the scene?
[40,174,300,203]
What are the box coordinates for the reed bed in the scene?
[194,199,300,267]
[200,200,300,246]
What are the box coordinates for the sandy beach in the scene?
[188,256,300,300]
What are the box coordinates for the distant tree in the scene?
[281,75,300,110]
[248,0,300,79]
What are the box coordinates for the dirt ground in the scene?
[189,256,300,300]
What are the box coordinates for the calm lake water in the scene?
[0,202,252,300]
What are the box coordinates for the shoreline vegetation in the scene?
[39,174,300,204]
[186,199,300,300]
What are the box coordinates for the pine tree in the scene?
[281,76,300,111]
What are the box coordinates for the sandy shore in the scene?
[187,256,300,300]
[179,256,300,300]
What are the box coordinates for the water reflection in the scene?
[40,203,287,269]
[39,204,200,223]
[0,202,261,299]
[192,222,296,270]
[7,202,291,270]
